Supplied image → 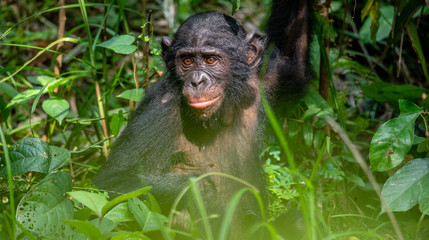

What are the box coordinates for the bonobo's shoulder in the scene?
[133,78,180,115]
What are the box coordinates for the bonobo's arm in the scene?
[267,0,313,74]
[265,0,313,102]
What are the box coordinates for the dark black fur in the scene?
[94,0,312,238]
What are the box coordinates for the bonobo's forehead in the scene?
[173,11,247,48]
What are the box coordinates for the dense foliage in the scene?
[0,0,428,239]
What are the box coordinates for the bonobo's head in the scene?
[161,12,265,121]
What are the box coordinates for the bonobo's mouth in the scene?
[188,96,220,109]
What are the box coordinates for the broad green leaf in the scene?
[0,138,51,177]
[69,191,108,217]
[102,186,151,216]
[111,232,150,240]
[370,109,421,171]
[303,88,335,128]
[0,82,19,98]
[361,80,426,104]
[360,5,394,43]
[62,220,101,240]
[42,97,70,124]
[399,99,422,113]
[97,35,137,54]
[128,198,168,231]
[49,145,71,172]
[417,139,429,153]
[419,188,429,215]
[27,75,69,93]
[104,202,135,222]
[381,158,429,214]
[16,172,74,239]
[346,173,365,187]
[117,88,145,102]
[28,75,56,86]
[6,88,42,108]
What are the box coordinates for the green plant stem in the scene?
[0,124,16,239]
[315,23,346,130]
[78,0,109,155]
[0,38,79,84]
[325,117,404,240]
[415,213,425,239]
[189,178,213,240]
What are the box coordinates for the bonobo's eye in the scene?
[205,56,217,64]
[182,58,193,66]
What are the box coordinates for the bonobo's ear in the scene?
[245,32,265,68]
[161,36,172,58]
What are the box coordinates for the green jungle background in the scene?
[0,0,429,239]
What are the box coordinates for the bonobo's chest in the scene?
[172,103,261,175]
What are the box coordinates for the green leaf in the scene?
[370,107,422,171]
[361,0,374,21]
[0,82,19,98]
[16,172,74,239]
[359,4,394,43]
[0,138,51,177]
[303,123,313,147]
[381,158,429,214]
[419,187,429,215]
[28,75,56,86]
[231,0,240,15]
[97,35,137,54]
[303,88,335,122]
[407,22,429,85]
[128,198,167,231]
[111,232,150,240]
[110,111,125,137]
[62,220,101,240]
[417,139,429,153]
[6,88,42,108]
[399,99,421,113]
[117,88,145,102]
[102,186,151,216]
[42,97,70,124]
[104,203,135,222]
[361,80,426,104]
[368,1,380,42]
[49,145,71,172]
[69,191,108,217]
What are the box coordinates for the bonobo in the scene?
[94,0,313,237]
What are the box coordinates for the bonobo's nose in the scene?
[191,72,210,89]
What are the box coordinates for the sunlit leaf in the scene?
[69,191,108,217]
[117,88,145,102]
[128,198,167,231]
[6,88,42,108]
[97,35,137,54]
[42,97,70,124]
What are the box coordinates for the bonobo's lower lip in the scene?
[189,96,220,109]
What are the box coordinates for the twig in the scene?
[326,117,404,240]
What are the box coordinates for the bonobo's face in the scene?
[161,12,264,122]
[175,47,230,120]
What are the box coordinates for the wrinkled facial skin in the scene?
[175,47,230,120]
